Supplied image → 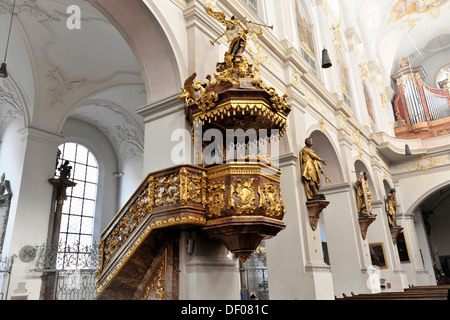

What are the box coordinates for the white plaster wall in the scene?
[429,197,450,256]
[0,119,27,256]
[120,154,144,207]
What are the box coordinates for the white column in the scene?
[3,127,63,300]
[265,153,334,300]
[398,212,432,286]
[367,159,407,291]
[178,231,240,300]
[322,183,375,297]
[368,200,407,291]
[136,94,193,174]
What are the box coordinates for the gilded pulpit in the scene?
[96,3,290,300]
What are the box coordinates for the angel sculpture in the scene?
[178,72,198,107]
[205,3,272,59]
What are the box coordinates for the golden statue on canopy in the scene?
[205,2,271,57]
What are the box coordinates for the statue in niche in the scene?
[58,160,72,180]
[385,189,400,227]
[0,173,12,206]
[300,137,328,201]
[355,172,375,217]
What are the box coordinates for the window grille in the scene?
[57,143,98,270]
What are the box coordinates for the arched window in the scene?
[295,0,317,72]
[57,142,99,269]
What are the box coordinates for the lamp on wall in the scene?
[321,48,332,69]
[0,0,17,78]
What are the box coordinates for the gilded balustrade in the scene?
[96,165,207,293]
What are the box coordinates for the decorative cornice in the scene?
[18,126,63,146]
[278,153,298,167]
[322,182,351,195]
[136,93,184,122]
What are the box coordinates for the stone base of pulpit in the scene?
[203,216,286,263]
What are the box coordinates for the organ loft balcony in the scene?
[392,58,450,140]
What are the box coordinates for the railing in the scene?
[96,165,207,295]
[0,255,16,300]
[32,242,99,300]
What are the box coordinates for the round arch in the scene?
[405,180,450,216]
[382,179,394,196]
[306,128,345,185]
[89,0,183,103]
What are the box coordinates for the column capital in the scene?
[18,127,64,147]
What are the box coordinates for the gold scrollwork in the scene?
[101,190,151,267]
[98,167,207,275]
[140,249,167,301]
[401,155,449,171]
[207,182,226,217]
[235,178,257,215]
[263,183,282,217]
[198,91,219,112]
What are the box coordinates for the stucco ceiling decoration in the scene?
[70,100,145,162]
[355,0,450,85]
[1,0,145,109]
[0,0,61,22]
[0,0,147,164]
[0,76,29,129]
[0,78,22,115]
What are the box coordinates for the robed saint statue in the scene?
[300,138,327,201]
[385,189,400,227]
[355,172,374,217]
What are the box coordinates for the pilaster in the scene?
[265,153,334,300]
[136,94,193,174]
[3,127,63,300]
[398,212,433,286]
[321,182,376,297]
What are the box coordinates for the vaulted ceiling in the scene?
[353,0,450,86]
[0,0,146,165]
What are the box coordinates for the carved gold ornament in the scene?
[235,178,257,215]
[140,250,167,300]
[401,155,450,171]
[97,166,208,278]
[263,183,282,217]
[180,4,291,139]
[207,182,226,217]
